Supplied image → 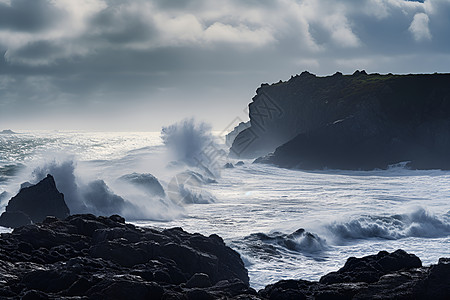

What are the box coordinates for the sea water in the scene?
[1,130,449,290]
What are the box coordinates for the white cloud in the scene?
[409,12,432,41]
[204,22,274,47]
[154,13,204,46]
[1,0,450,130]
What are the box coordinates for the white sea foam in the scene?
[325,208,450,242]
[1,130,450,290]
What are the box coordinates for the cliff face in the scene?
[231,71,450,169]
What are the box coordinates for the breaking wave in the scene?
[326,208,450,242]
[242,228,328,259]
[166,170,217,205]
[161,118,226,175]
[7,158,183,220]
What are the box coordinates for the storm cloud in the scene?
[0,0,449,130]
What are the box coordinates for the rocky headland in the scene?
[229,71,450,170]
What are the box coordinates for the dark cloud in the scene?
[0,0,64,32]
[0,0,449,131]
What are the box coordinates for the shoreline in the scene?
[0,214,448,299]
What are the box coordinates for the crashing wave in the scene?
[326,208,450,241]
[118,172,165,197]
[19,159,182,220]
[161,118,226,177]
[243,228,328,258]
[166,170,216,205]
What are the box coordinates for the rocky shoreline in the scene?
[0,213,448,299]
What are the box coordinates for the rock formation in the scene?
[259,250,449,300]
[0,214,251,299]
[226,121,250,147]
[230,71,450,170]
[0,215,448,299]
[0,174,70,228]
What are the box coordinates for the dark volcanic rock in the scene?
[260,250,449,300]
[0,214,250,299]
[319,249,422,284]
[0,174,70,228]
[0,218,448,299]
[232,71,450,170]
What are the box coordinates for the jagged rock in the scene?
[0,213,448,299]
[0,214,249,299]
[231,71,450,170]
[236,161,245,166]
[226,122,251,148]
[0,174,70,228]
[260,250,448,300]
[319,249,422,284]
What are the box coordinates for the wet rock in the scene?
[0,174,70,228]
[0,214,249,299]
[0,212,448,299]
[320,249,422,284]
[186,273,212,288]
[260,250,448,300]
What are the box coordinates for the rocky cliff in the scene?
[230,71,450,169]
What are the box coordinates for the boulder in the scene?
[320,249,422,284]
[0,174,70,228]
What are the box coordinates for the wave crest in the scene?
[326,208,450,241]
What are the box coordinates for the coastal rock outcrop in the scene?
[0,214,448,299]
[260,250,449,300]
[0,214,251,299]
[231,71,450,170]
[0,174,70,228]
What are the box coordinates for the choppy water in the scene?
[1,130,449,289]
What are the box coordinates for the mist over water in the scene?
[1,128,450,289]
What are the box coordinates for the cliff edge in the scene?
[230,71,450,170]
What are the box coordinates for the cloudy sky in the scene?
[0,0,449,131]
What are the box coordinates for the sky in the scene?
[0,0,449,131]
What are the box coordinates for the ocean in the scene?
[1,129,449,290]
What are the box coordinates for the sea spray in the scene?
[161,118,226,176]
[325,207,450,242]
[7,157,184,220]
